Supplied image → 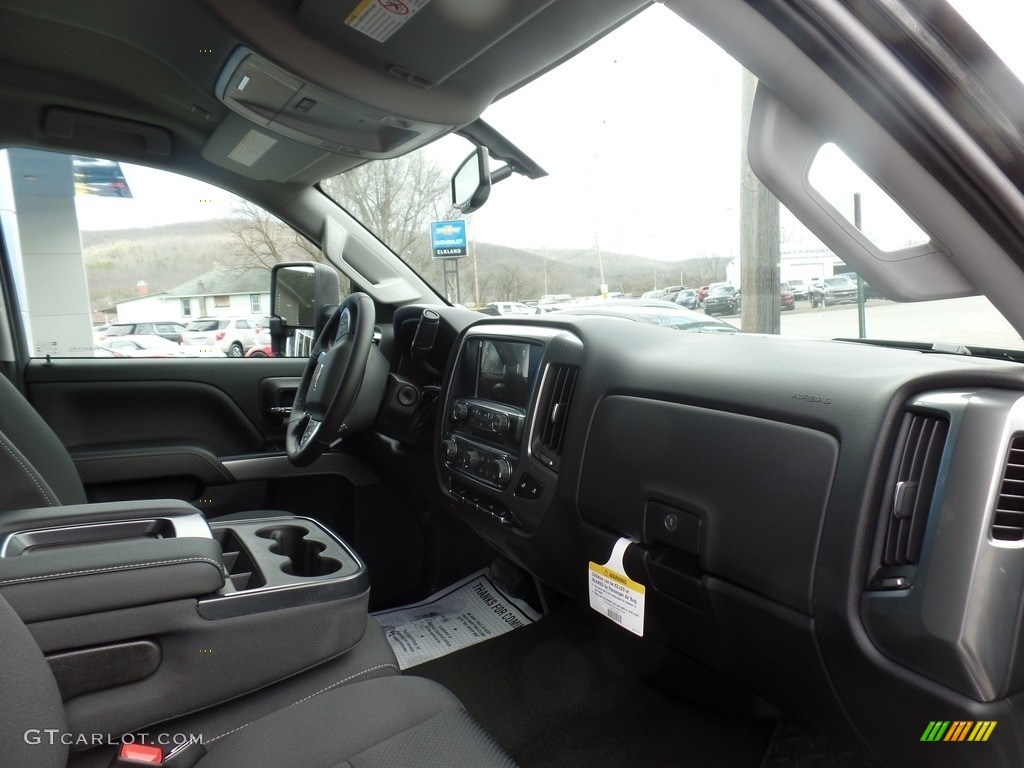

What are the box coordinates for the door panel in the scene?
[24,357,307,508]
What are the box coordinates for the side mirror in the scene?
[451,147,491,214]
[271,263,341,353]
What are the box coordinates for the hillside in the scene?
[80,219,729,312]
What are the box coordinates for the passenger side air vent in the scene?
[532,364,579,472]
[880,412,949,566]
[992,436,1024,541]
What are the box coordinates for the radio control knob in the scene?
[465,449,483,468]
[490,412,510,434]
[489,458,512,486]
[453,401,469,421]
[440,438,458,462]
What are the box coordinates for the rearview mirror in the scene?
[452,147,491,214]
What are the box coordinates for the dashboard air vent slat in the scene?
[992,438,1024,541]
[533,364,578,472]
[881,412,948,567]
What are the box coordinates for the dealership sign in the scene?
[431,219,467,258]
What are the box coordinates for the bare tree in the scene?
[320,153,451,275]
[224,200,322,269]
[492,263,527,301]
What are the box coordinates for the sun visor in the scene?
[214,47,452,159]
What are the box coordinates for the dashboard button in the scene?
[514,473,543,499]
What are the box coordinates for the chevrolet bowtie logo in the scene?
[312,362,324,390]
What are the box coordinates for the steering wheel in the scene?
[287,292,376,466]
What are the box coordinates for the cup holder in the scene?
[256,525,342,577]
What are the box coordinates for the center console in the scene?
[438,324,584,531]
[0,499,369,741]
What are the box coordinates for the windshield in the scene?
[323,2,1024,353]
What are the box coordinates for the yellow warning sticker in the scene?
[345,0,430,43]
[588,539,645,636]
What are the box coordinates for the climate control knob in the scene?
[440,438,459,463]
[452,401,469,421]
[465,449,483,468]
[488,457,512,487]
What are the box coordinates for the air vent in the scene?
[880,412,949,566]
[532,364,579,472]
[992,436,1024,541]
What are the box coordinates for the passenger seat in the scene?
[2,594,516,767]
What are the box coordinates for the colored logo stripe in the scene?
[944,721,972,741]
[968,722,997,742]
[920,721,996,742]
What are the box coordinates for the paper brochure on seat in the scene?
[372,569,541,669]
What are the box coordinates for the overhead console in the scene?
[438,324,583,531]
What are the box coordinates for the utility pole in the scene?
[738,68,781,334]
[854,193,866,338]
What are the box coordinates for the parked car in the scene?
[554,299,738,333]
[479,302,536,316]
[103,321,186,344]
[703,284,741,316]
[780,282,796,311]
[673,287,700,309]
[180,317,258,357]
[102,335,227,358]
[244,330,274,358]
[100,335,188,357]
[810,275,859,307]
[786,278,809,301]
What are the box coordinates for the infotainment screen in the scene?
[476,339,537,407]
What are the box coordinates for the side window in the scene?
[0,148,340,359]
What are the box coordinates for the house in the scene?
[115,266,271,323]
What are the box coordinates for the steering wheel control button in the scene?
[513,473,543,499]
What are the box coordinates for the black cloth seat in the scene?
[0,594,516,767]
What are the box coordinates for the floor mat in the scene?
[415,600,776,767]
[372,568,542,669]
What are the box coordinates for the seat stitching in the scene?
[0,557,225,585]
[204,662,401,744]
[0,434,58,507]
